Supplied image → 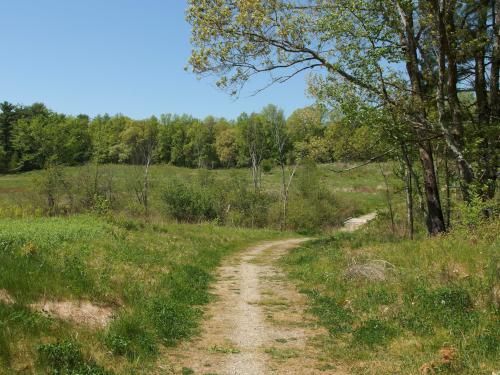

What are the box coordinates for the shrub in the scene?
[161,179,217,222]
[285,161,344,232]
[261,159,274,173]
[456,193,498,229]
[225,187,272,227]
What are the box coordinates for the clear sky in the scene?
[0,0,312,120]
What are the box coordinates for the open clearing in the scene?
[163,238,347,374]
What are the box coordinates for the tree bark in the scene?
[401,144,414,239]
[395,0,447,234]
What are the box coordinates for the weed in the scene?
[208,345,240,354]
[161,264,212,305]
[264,347,299,360]
[306,291,353,334]
[104,313,157,360]
[352,319,399,347]
[149,298,200,346]
[37,340,111,374]
[0,326,10,366]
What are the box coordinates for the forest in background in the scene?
[0,101,385,173]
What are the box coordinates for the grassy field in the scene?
[0,162,395,224]
[281,217,500,374]
[0,214,286,374]
[3,162,494,374]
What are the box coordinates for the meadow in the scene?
[0,162,497,374]
[0,214,286,374]
[282,217,499,374]
[0,162,395,231]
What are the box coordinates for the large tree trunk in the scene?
[430,0,475,201]
[401,144,414,239]
[395,0,446,234]
[418,141,446,234]
[484,0,500,199]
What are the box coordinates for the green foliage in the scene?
[0,214,282,372]
[456,193,498,229]
[161,264,212,305]
[0,327,10,366]
[261,158,273,173]
[104,313,157,360]
[352,319,398,347]
[148,298,200,346]
[306,291,353,334]
[37,340,111,375]
[282,216,500,373]
[161,178,218,222]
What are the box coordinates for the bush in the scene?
[286,162,341,232]
[456,193,498,229]
[261,159,274,173]
[224,183,272,228]
[161,179,217,222]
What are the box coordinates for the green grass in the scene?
[281,217,500,374]
[0,214,286,373]
[0,162,393,222]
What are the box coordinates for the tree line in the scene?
[0,101,386,174]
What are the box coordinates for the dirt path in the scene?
[161,239,342,374]
[342,212,377,232]
[162,214,376,374]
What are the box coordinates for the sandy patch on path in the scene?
[30,300,114,328]
[0,288,113,328]
[0,289,15,305]
[342,212,377,232]
[162,239,347,375]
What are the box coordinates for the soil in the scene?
[29,300,114,328]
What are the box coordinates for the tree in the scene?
[187,0,499,234]
[12,112,91,171]
[237,113,268,191]
[215,126,239,167]
[120,118,159,217]
[262,104,296,230]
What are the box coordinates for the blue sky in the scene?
[0,0,312,120]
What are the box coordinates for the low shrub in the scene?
[161,178,217,222]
